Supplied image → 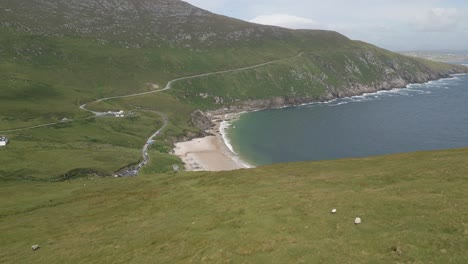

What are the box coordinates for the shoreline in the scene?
[173,73,467,172]
[173,112,253,172]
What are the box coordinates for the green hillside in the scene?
[1,148,468,263]
[1,1,468,262]
[0,1,466,179]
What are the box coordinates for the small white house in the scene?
[107,110,125,117]
[0,136,8,146]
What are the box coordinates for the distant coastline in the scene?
[174,72,468,172]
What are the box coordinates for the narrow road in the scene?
[2,52,303,134]
[140,111,168,166]
[80,52,304,105]
[0,116,95,133]
[1,52,304,173]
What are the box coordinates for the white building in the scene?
[0,136,8,146]
[107,110,125,117]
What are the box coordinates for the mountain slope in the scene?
[0,0,347,49]
[0,0,467,179]
[1,3,468,262]
[170,42,466,109]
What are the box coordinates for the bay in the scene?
[228,73,468,166]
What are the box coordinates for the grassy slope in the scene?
[0,26,466,179]
[0,111,164,181]
[0,29,301,129]
[0,27,349,179]
[1,2,467,262]
[1,148,467,263]
[169,42,462,109]
[0,29,301,179]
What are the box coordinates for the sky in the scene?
[184,0,468,51]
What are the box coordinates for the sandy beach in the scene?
[173,114,252,171]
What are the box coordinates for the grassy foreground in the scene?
[1,148,467,263]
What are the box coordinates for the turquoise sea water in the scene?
[227,73,468,166]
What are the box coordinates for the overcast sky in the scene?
[185,0,468,51]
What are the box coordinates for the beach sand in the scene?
[173,114,251,171]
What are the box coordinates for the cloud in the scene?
[249,14,320,29]
[412,8,463,32]
[186,0,468,50]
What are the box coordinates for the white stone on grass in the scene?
[331,209,337,214]
[354,217,362,225]
[31,245,40,251]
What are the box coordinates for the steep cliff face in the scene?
[170,46,467,111]
[231,71,453,112]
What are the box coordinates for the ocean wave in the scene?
[219,120,254,168]
[329,102,349,106]
[324,77,460,106]
[412,90,432,94]
[298,74,463,109]
[219,121,235,153]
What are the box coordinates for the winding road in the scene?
[1,52,304,173]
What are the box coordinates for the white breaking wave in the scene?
[323,74,466,107]
[413,90,432,94]
[219,120,254,169]
[219,121,235,154]
[262,73,464,110]
[329,102,348,106]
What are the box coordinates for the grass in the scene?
[0,111,165,180]
[168,48,466,109]
[0,28,301,129]
[1,26,466,178]
[1,4,467,263]
[1,148,467,263]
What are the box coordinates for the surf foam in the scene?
[219,120,254,169]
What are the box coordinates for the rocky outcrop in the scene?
[191,110,212,131]
[208,68,466,115]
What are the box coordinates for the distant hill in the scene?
[399,50,468,63]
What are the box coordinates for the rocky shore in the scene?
[174,71,468,172]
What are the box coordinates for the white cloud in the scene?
[249,14,320,29]
[413,8,463,32]
[185,0,468,50]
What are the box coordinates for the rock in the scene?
[331,208,337,214]
[354,217,362,225]
[31,245,40,251]
[191,110,212,131]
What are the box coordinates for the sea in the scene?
[226,67,468,166]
